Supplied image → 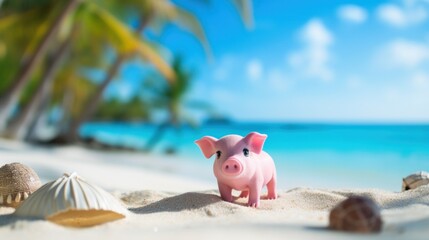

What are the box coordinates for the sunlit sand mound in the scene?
[1,187,429,239]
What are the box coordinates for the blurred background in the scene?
[1,0,429,191]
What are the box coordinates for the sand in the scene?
[1,139,429,239]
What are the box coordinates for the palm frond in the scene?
[231,0,253,29]
[172,6,212,58]
[82,1,175,82]
[0,9,38,30]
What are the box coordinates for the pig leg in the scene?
[266,176,277,200]
[239,190,249,198]
[248,184,262,207]
[217,182,233,202]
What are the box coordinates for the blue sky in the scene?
[107,0,429,123]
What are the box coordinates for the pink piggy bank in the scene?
[195,132,277,207]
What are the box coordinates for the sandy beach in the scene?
[2,0,429,238]
[1,139,429,240]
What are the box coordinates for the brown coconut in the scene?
[329,196,383,233]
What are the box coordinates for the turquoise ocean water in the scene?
[82,122,429,191]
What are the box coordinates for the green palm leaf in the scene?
[171,6,211,58]
[0,10,37,30]
[231,0,253,29]
[81,1,175,82]
[94,0,211,58]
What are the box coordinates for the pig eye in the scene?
[216,151,222,158]
[243,148,249,157]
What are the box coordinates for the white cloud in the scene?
[338,5,368,23]
[375,38,429,92]
[246,59,263,82]
[377,39,429,68]
[377,2,428,27]
[377,4,408,26]
[287,19,334,82]
[411,71,429,88]
[301,19,333,47]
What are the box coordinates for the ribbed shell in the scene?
[14,172,128,227]
[402,171,429,191]
[0,162,41,207]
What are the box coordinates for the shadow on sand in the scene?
[0,213,40,228]
[129,192,223,214]
[0,214,15,227]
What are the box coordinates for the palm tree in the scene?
[63,11,153,142]
[141,0,254,151]
[143,56,194,151]
[0,2,56,96]
[1,0,254,143]
[65,0,211,142]
[64,0,254,143]
[0,0,176,140]
[5,36,72,140]
[0,0,79,131]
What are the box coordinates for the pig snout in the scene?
[221,158,243,175]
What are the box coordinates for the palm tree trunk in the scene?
[29,88,74,144]
[6,38,71,140]
[0,0,79,132]
[56,89,74,137]
[24,84,52,142]
[66,15,152,142]
[67,54,125,141]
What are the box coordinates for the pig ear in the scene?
[195,136,218,159]
[244,132,267,154]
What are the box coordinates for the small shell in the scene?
[329,196,383,233]
[14,172,128,227]
[402,171,429,191]
[0,162,41,208]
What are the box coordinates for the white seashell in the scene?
[402,171,429,191]
[14,172,129,227]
